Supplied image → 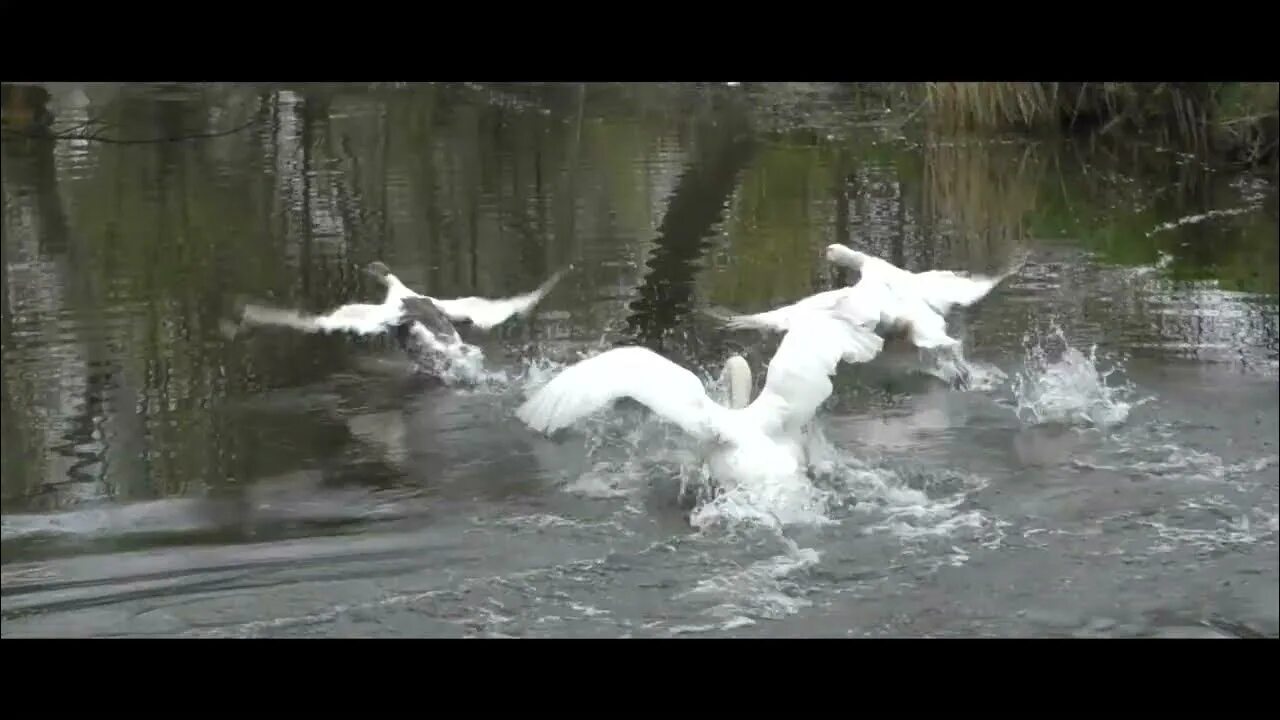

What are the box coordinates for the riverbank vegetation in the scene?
[921,82,1279,170]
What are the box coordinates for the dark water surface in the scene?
[2,82,1276,637]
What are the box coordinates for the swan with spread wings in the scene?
[516,299,884,485]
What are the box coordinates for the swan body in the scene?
[517,303,884,485]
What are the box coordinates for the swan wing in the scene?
[431,267,569,330]
[516,346,726,441]
[239,301,399,336]
[751,308,884,431]
[907,250,1025,314]
[897,300,961,349]
[827,244,1020,316]
[716,288,872,333]
[900,270,1003,315]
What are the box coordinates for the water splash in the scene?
[449,351,578,397]
[1072,423,1279,483]
[416,345,506,387]
[556,405,1000,566]
[1145,206,1259,237]
[688,471,836,531]
[918,345,1008,392]
[1011,321,1147,427]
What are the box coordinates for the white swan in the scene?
[712,245,1022,386]
[364,261,571,332]
[516,302,884,486]
[233,261,568,379]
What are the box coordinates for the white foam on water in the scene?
[1141,511,1277,554]
[687,469,837,532]
[1145,206,1259,237]
[0,499,219,542]
[1073,417,1279,484]
[1130,446,1259,482]
[567,602,610,618]
[179,551,620,638]
[486,513,606,533]
[673,540,822,625]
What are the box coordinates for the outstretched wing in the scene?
[431,267,569,330]
[715,287,879,334]
[516,346,726,442]
[750,308,884,432]
[827,244,1020,317]
[898,269,1004,316]
[239,301,399,336]
[907,250,1026,315]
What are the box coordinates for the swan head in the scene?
[365,261,394,283]
[367,260,415,298]
[722,354,752,410]
[824,243,863,270]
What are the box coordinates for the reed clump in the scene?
[923,82,1278,169]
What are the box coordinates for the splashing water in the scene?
[688,470,836,531]
[446,350,579,397]
[417,345,506,387]
[1011,322,1147,427]
[918,345,1008,392]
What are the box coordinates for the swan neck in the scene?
[723,355,751,409]
[384,275,414,299]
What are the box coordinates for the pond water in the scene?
[2,82,1276,637]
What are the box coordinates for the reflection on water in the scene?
[2,82,1277,637]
